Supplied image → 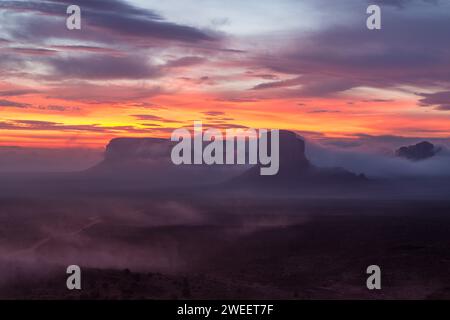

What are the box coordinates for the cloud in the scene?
[371,0,439,9]
[45,83,165,104]
[0,99,30,108]
[362,99,395,103]
[249,10,450,98]
[202,111,225,117]
[0,0,217,44]
[54,0,162,17]
[0,89,37,97]
[39,105,81,112]
[0,0,222,84]
[306,133,450,178]
[306,109,341,114]
[47,55,161,80]
[0,119,152,134]
[252,75,357,98]
[252,77,302,90]
[418,91,450,111]
[199,111,234,123]
[50,45,124,55]
[7,47,58,56]
[132,114,181,123]
[84,10,216,43]
[164,56,206,68]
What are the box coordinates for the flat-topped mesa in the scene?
[240,130,310,179]
[102,130,306,169]
[231,131,299,182]
[277,130,311,173]
[104,137,172,162]
[86,137,176,181]
[87,136,249,185]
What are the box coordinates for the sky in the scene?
[1,0,450,154]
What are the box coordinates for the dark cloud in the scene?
[130,102,167,109]
[0,119,151,134]
[418,91,450,111]
[13,120,59,126]
[216,97,261,103]
[0,0,217,44]
[39,105,81,112]
[184,122,248,130]
[132,115,167,122]
[253,75,356,98]
[179,76,216,86]
[199,111,234,123]
[55,0,162,18]
[8,47,58,56]
[202,111,225,117]
[362,99,395,103]
[50,45,124,55]
[140,123,161,128]
[0,1,62,15]
[245,71,279,80]
[85,10,215,43]
[0,99,79,112]
[47,55,161,80]
[250,12,450,98]
[0,89,38,97]
[371,0,439,9]
[0,1,220,82]
[252,77,302,90]
[306,109,341,114]
[45,83,164,104]
[164,56,206,68]
[0,99,30,108]
[132,115,181,123]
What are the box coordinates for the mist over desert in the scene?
[0,133,449,300]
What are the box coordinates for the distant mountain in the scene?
[231,131,367,189]
[396,141,441,161]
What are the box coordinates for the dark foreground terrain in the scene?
[0,188,449,300]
